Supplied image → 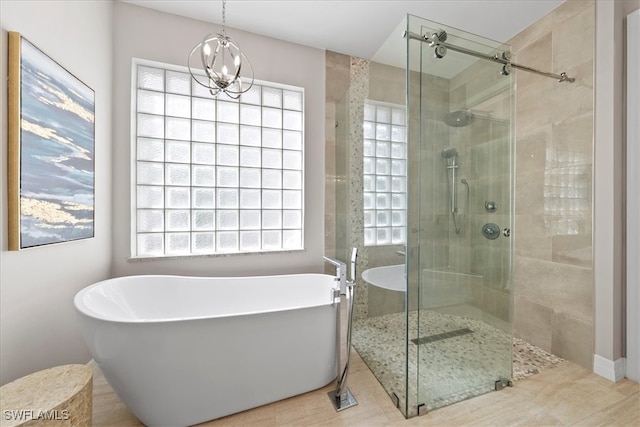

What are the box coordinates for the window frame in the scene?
[129,58,305,259]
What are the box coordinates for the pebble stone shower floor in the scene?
[353,310,565,413]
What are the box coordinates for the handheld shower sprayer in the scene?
[441,146,458,159]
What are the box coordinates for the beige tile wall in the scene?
[324,51,350,263]
[324,0,595,370]
[509,0,595,369]
[326,51,376,320]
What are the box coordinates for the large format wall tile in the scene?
[551,312,594,369]
[552,6,595,73]
[509,0,594,369]
[514,255,593,322]
[514,214,553,260]
[324,0,595,371]
[514,296,554,351]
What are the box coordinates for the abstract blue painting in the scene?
[9,33,95,249]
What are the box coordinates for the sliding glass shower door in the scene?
[405,14,514,416]
[331,13,514,419]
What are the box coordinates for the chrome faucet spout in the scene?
[323,256,342,268]
[323,256,346,295]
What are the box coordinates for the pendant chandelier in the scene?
[188,0,254,99]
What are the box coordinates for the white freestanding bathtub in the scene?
[74,274,338,426]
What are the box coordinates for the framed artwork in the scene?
[8,32,95,250]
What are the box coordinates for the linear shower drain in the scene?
[411,328,473,345]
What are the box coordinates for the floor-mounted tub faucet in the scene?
[323,249,358,412]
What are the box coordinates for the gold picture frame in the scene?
[7,31,95,250]
[8,32,21,251]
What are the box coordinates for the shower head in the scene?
[441,147,458,159]
[444,109,475,127]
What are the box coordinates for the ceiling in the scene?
[122,0,565,60]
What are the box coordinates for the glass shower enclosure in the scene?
[333,14,514,418]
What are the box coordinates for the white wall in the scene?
[593,0,640,381]
[111,2,326,277]
[0,0,325,385]
[626,7,640,382]
[0,0,113,384]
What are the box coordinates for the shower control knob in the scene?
[503,228,511,237]
[481,223,501,240]
[485,201,497,212]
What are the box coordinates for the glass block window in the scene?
[363,100,407,246]
[132,60,304,257]
[543,147,591,236]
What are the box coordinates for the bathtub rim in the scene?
[74,273,338,324]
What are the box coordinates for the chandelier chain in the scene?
[222,0,226,35]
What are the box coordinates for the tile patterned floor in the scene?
[353,310,564,414]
